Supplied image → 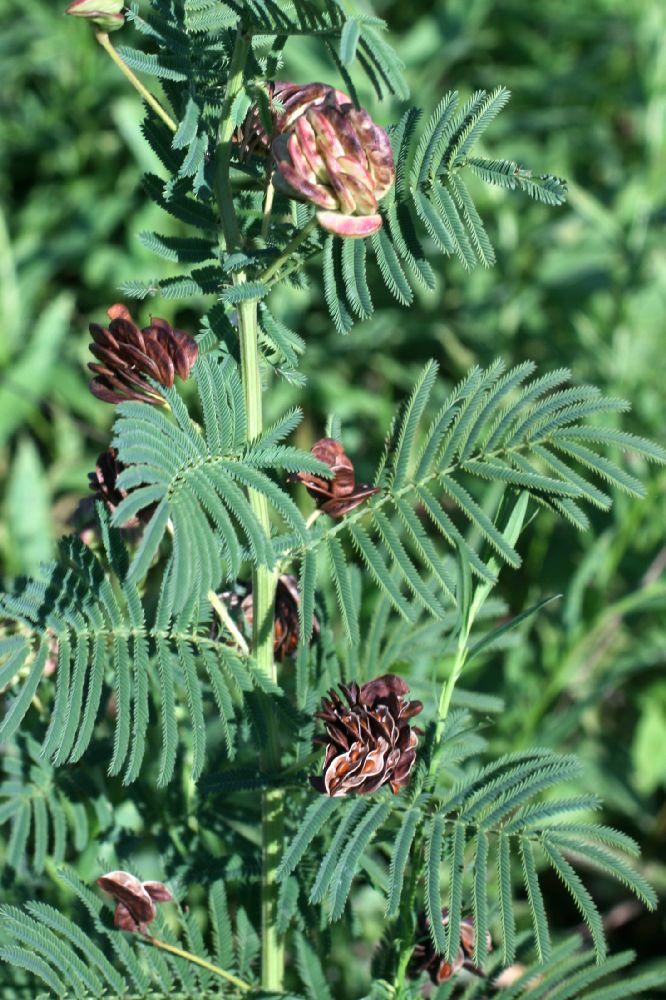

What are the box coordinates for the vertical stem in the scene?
[434,640,467,747]
[213,32,250,256]
[238,296,283,991]
[214,30,284,991]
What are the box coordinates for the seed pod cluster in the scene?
[88,304,198,406]
[96,870,172,934]
[311,674,422,796]
[271,85,395,238]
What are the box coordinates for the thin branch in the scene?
[144,935,252,992]
[95,32,177,133]
[305,509,323,530]
[261,174,276,242]
[259,218,319,284]
[208,589,250,657]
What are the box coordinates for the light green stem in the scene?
[95,32,177,132]
[430,493,529,770]
[238,294,283,992]
[213,30,284,992]
[208,588,249,656]
[145,935,252,992]
[429,633,469,778]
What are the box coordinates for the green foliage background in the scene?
[1,0,665,987]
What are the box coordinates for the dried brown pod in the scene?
[87,447,144,528]
[96,870,172,934]
[142,881,174,902]
[288,437,380,518]
[88,304,198,405]
[408,908,491,984]
[215,576,319,661]
[311,673,422,796]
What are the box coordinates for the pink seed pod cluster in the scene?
[272,87,395,238]
[240,82,396,238]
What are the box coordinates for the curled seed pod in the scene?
[88,447,155,529]
[88,304,198,406]
[311,674,422,796]
[143,881,174,903]
[96,871,172,934]
[288,437,380,518]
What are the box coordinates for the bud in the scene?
[270,85,395,238]
[65,0,125,31]
[311,674,422,796]
[288,438,380,518]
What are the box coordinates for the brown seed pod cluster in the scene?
[88,304,198,405]
[96,870,172,934]
[408,908,491,984]
[289,437,380,518]
[311,674,422,796]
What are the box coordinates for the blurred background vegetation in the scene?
[1,0,665,982]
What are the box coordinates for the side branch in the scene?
[95,31,177,132]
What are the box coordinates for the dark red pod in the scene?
[289,438,380,519]
[408,908,492,984]
[241,574,320,661]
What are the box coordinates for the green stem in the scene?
[261,175,276,242]
[392,838,424,996]
[238,294,283,991]
[145,935,252,992]
[213,30,250,255]
[95,32,177,132]
[213,30,283,992]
